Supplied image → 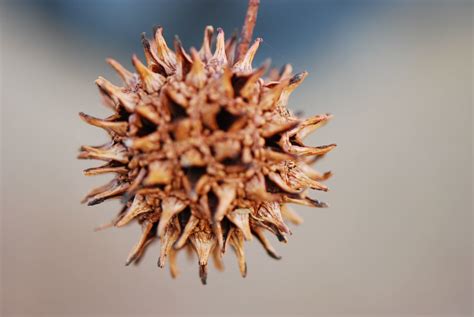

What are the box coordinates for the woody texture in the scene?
[78,0,335,284]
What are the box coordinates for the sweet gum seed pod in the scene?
[78,0,335,284]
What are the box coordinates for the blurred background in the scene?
[0,0,472,316]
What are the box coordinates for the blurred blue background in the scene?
[7,0,379,69]
[4,0,395,105]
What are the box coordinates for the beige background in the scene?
[1,1,472,316]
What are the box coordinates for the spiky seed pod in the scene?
[79,25,335,284]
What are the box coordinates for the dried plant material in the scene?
[79,1,335,284]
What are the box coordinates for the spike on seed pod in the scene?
[199,25,214,62]
[233,37,262,73]
[79,0,335,284]
[186,48,207,89]
[132,54,165,93]
[209,28,228,67]
[106,58,137,88]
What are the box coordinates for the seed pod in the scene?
[79,2,335,285]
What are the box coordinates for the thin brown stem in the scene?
[237,0,260,61]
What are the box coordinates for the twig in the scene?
[237,0,260,60]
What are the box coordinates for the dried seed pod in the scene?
[79,2,335,284]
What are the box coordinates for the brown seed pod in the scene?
[79,1,335,284]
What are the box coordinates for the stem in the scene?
[237,0,260,60]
